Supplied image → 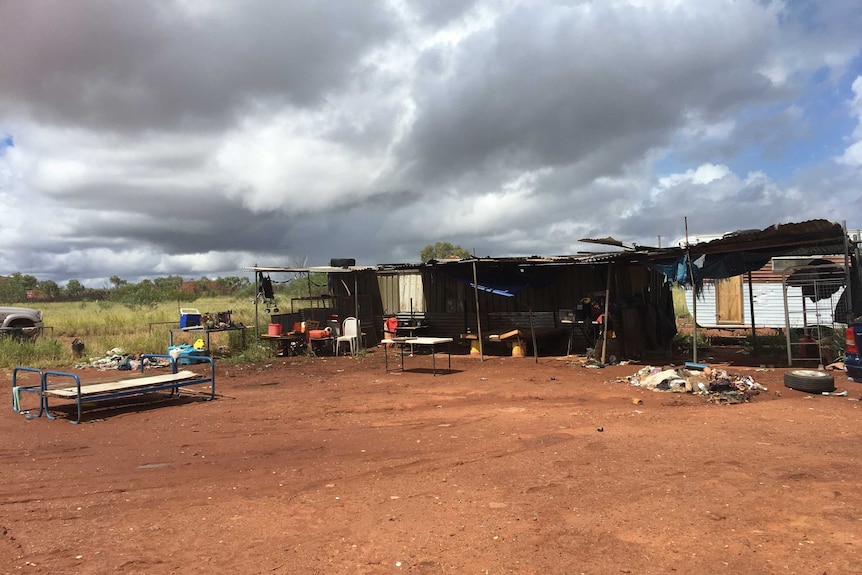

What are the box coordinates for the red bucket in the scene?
[268,323,282,336]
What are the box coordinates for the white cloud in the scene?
[215,113,386,213]
[1,0,862,284]
[691,164,731,185]
[837,76,862,167]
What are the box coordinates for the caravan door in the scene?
[715,276,744,325]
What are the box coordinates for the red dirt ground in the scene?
[2,344,862,575]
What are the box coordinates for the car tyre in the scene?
[783,369,835,393]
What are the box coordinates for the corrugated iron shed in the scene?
[244,265,376,274]
[677,219,847,257]
[245,220,849,274]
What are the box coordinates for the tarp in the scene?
[650,251,775,289]
[649,219,848,289]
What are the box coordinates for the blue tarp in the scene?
[650,251,774,288]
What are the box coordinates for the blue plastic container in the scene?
[179,308,201,328]
[167,344,206,365]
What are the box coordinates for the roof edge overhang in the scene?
[243,265,376,274]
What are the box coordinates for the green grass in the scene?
[36,297,259,336]
[1,297,271,369]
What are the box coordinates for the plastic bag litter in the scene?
[626,365,767,400]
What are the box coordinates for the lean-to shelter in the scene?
[639,219,861,365]
[247,253,678,359]
[359,254,678,359]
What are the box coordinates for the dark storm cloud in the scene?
[1,0,862,286]
[407,0,478,27]
[0,0,398,131]
[394,2,777,189]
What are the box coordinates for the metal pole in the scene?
[782,268,793,366]
[747,271,757,354]
[685,217,697,364]
[354,271,361,350]
[843,221,853,323]
[254,269,260,338]
[856,233,862,321]
[472,260,484,361]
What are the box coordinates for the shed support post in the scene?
[748,271,757,355]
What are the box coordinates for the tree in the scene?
[0,276,23,303]
[65,279,85,299]
[0,273,37,303]
[153,275,184,291]
[36,280,60,300]
[215,276,250,294]
[420,242,471,263]
[109,275,127,289]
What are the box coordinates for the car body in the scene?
[0,306,44,339]
[844,322,862,381]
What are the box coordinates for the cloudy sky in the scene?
[2,0,862,286]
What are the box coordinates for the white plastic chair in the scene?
[336,317,360,356]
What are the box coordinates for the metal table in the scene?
[259,332,305,356]
[169,326,247,352]
[381,337,453,375]
[561,319,600,356]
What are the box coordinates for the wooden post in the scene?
[600,264,613,365]
[529,306,538,364]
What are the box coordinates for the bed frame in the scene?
[12,354,216,424]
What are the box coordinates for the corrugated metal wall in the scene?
[373,263,674,351]
[684,255,849,329]
[685,282,847,329]
[376,271,426,315]
[327,262,676,353]
[421,264,616,315]
[377,273,400,316]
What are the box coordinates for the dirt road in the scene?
[3,348,861,574]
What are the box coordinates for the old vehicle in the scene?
[845,322,862,382]
[0,306,44,339]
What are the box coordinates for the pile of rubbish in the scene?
[74,347,172,371]
[626,364,768,404]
